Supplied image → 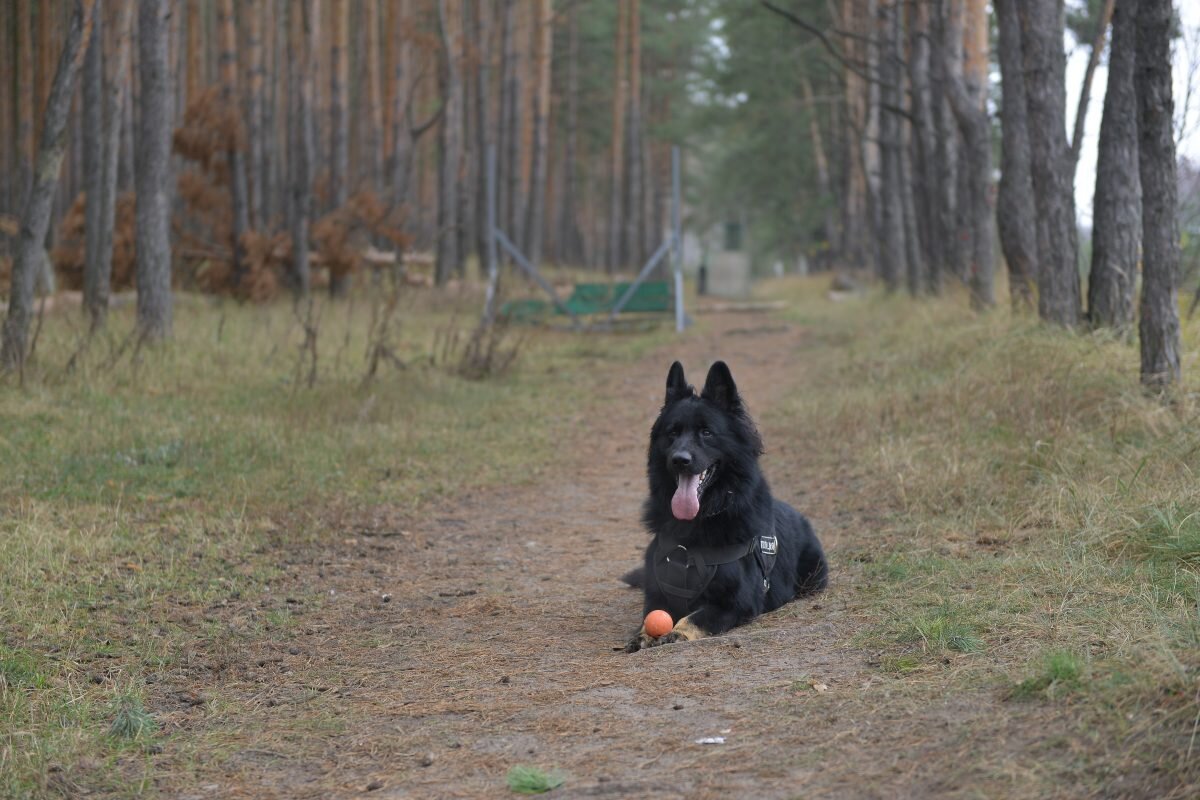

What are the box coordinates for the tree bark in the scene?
[801,75,838,256]
[1,0,96,371]
[328,0,350,294]
[135,0,173,341]
[87,1,134,330]
[1088,0,1140,331]
[877,1,906,292]
[247,0,266,229]
[523,0,552,270]
[474,0,494,273]
[906,1,936,292]
[435,0,464,285]
[82,5,105,326]
[390,0,413,211]
[557,6,583,266]
[608,0,628,271]
[625,0,643,268]
[217,0,250,288]
[1070,0,1116,175]
[929,0,958,293]
[500,0,525,246]
[941,50,995,309]
[1019,0,1080,326]
[290,0,315,298]
[994,0,1038,308]
[1136,0,1180,387]
[363,0,385,197]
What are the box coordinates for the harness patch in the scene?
[759,534,778,556]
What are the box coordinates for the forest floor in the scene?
[3,276,1199,799]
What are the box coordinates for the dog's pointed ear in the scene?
[701,361,741,411]
[665,361,691,404]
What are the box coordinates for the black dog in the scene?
[624,361,827,652]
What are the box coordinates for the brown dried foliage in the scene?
[52,191,138,291]
[313,190,410,282]
[173,85,408,301]
[173,85,283,301]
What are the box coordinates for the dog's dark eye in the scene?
[700,428,713,438]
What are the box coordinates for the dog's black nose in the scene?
[672,451,692,468]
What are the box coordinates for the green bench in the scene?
[500,280,672,322]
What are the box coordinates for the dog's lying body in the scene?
[625,361,827,652]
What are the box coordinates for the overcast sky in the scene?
[1069,2,1200,229]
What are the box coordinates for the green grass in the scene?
[506,765,566,794]
[1010,650,1086,700]
[108,692,157,740]
[0,289,673,796]
[761,277,1200,789]
[898,604,985,654]
[6,276,1200,795]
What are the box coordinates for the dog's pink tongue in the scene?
[672,473,701,520]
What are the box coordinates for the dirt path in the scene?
[157,313,1074,799]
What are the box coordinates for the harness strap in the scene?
[652,521,779,619]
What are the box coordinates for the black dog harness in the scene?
[652,524,778,620]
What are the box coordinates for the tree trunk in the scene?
[390,0,413,211]
[801,75,837,256]
[625,0,643,268]
[290,0,315,297]
[82,5,105,326]
[608,0,628,271]
[86,0,134,330]
[474,0,493,273]
[1019,0,1080,326]
[328,0,350,295]
[929,0,958,293]
[1,0,96,372]
[906,1,936,292]
[0,1,11,219]
[363,0,384,197]
[523,0,552,270]
[557,6,583,265]
[1136,0,1180,387]
[16,0,34,208]
[247,0,266,229]
[994,0,1038,308]
[435,0,464,285]
[877,1,906,292]
[135,0,172,341]
[941,52,995,309]
[217,0,250,288]
[1070,0,1116,175]
[185,0,203,107]
[1088,0,1140,331]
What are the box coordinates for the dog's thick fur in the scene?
[624,361,827,652]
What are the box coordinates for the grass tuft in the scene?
[898,605,984,654]
[1010,650,1086,701]
[0,647,47,689]
[506,765,566,794]
[1136,505,1200,565]
[109,693,157,740]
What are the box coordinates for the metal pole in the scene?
[672,146,685,332]
[495,230,580,326]
[609,239,672,320]
[483,145,500,324]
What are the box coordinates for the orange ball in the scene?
[644,610,674,638]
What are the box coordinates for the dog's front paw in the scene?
[624,631,656,653]
[658,618,706,645]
